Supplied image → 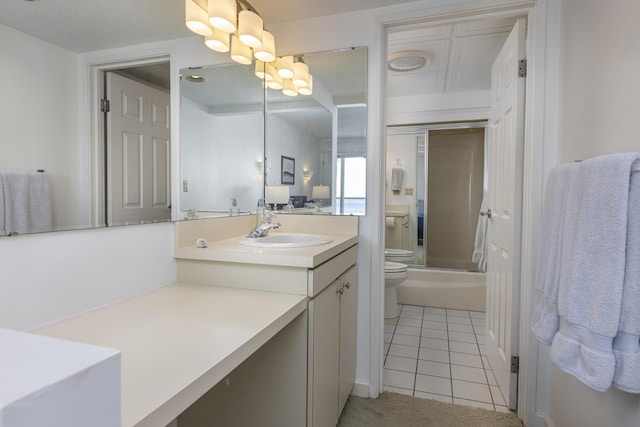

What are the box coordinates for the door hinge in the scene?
[518,59,527,78]
[511,356,520,374]
[101,99,110,113]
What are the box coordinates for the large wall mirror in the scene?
[180,46,367,218]
[1,6,367,238]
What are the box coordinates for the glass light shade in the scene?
[208,0,237,33]
[298,74,313,95]
[254,31,276,62]
[265,62,277,81]
[292,62,309,87]
[276,56,294,79]
[282,79,298,97]
[265,185,290,204]
[238,10,263,48]
[185,0,213,36]
[231,35,253,65]
[312,185,330,200]
[267,72,283,90]
[255,61,273,81]
[204,29,230,53]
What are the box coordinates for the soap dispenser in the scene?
[230,198,239,216]
[256,198,265,225]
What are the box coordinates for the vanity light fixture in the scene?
[205,28,230,52]
[298,75,313,96]
[185,0,313,95]
[292,60,310,88]
[282,79,298,97]
[276,56,294,79]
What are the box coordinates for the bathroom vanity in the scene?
[8,215,357,426]
[173,214,359,426]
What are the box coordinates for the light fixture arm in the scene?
[236,0,261,15]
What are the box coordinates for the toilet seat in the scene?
[385,261,408,273]
[385,248,415,264]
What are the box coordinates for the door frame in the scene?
[77,48,172,228]
[378,1,553,424]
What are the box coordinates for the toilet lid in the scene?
[385,261,408,272]
[385,248,414,256]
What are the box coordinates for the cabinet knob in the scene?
[336,287,344,295]
[344,282,350,290]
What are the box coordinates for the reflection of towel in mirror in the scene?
[2,172,52,235]
[472,196,487,271]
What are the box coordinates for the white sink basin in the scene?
[238,233,333,248]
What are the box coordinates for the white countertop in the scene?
[174,232,358,268]
[32,283,307,427]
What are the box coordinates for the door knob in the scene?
[480,210,492,219]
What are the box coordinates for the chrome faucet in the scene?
[247,209,281,238]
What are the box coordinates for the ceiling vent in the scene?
[387,50,432,73]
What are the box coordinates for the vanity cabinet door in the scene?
[308,280,341,427]
[338,265,358,413]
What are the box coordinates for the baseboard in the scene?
[351,381,370,398]
[537,412,555,427]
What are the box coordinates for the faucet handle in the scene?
[263,209,276,223]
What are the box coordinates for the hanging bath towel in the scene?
[612,161,640,393]
[548,153,640,392]
[531,162,579,345]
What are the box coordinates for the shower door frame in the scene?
[387,121,487,272]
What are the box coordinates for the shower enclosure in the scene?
[387,123,485,272]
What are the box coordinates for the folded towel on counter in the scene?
[531,162,579,345]
[472,195,488,271]
[2,172,52,235]
[612,164,640,393]
[536,152,640,392]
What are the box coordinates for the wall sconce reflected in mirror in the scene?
[303,170,313,182]
[256,159,263,176]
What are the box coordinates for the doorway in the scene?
[85,55,172,228]
[382,11,528,412]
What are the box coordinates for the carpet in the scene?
[337,392,523,427]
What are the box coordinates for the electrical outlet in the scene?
[182,180,189,192]
[405,187,414,195]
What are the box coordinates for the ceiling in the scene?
[0,0,418,54]
[0,1,519,102]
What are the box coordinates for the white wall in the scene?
[265,113,322,198]
[181,97,263,213]
[543,1,640,426]
[0,24,86,231]
[0,223,176,331]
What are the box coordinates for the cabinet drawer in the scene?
[307,245,357,297]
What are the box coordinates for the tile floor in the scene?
[383,304,511,413]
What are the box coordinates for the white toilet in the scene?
[385,248,415,265]
[384,261,408,319]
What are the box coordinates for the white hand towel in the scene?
[2,172,53,235]
[613,162,640,392]
[531,162,579,345]
[550,153,640,392]
[472,195,488,271]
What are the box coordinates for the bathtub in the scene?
[397,268,486,312]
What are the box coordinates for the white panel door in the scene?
[107,72,171,226]
[485,17,526,410]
